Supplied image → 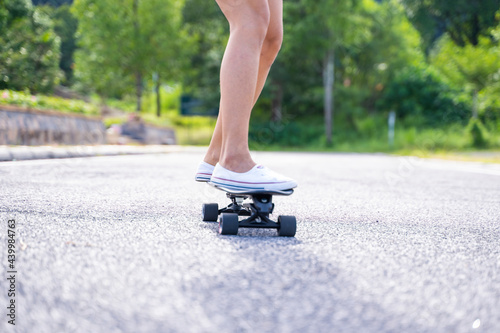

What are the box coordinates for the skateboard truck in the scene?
[202,187,296,237]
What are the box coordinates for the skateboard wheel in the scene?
[202,203,219,222]
[219,213,239,235]
[277,215,296,237]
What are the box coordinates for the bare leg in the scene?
[204,117,223,166]
[253,0,283,105]
[204,0,283,171]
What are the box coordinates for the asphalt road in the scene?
[0,150,499,333]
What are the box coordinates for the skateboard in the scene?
[202,183,296,237]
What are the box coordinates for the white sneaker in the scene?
[194,161,215,182]
[210,163,297,191]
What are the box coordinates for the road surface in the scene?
[0,150,499,332]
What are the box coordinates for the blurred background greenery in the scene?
[1,0,500,154]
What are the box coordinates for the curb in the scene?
[0,145,189,162]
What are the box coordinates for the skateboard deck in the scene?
[202,182,297,237]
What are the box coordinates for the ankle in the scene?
[203,150,220,166]
[219,153,255,173]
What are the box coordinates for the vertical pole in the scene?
[133,0,142,112]
[153,72,161,117]
[472,89,478,119]
[388,110,396,147]
[271,79,283,123]
[323,48,334,145]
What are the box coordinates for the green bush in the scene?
[466,118,489,148]
[377,66,470,126]
[354,115,386,139]
[249,119,323,148]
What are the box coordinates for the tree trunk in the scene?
[472,89,478,119]
[271,79,283,123]
[323,48,335,145]
[133,0,141,112]
[156,74,161,118]
[135,71,142,112]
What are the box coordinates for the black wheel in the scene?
[202,203,219,222]
[219,213,239,235]
[277,215,296,237]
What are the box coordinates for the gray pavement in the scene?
[0,151,499,333]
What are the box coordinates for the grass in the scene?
[248,119,500,164]
[248,142,500,164]
[142,113,216,145]
[1,89,99,116]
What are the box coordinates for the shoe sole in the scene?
[195,173,212,182]
[210,178,296,192]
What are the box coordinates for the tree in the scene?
[181,0,227,113]
[401,0,500,51]
[51,4,77,86]
[0,0,61,93]
[283,0,370,145]
[72,0,186,112]
[37,4,78,86]
[377,65,469,126]
[31,0,73,7]
[342,0,424,111]
[431,35,500,119]
[251,0,427,146]
[138,0,190,116]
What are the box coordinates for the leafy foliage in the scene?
[31,0,73,6]
[0,0,61,93]
[181,0,227,111]
[430,29,500,126]
[46,4,78,86]
[377,66,469,125]
[466,118,490,148]
[432,35,500,93]
[1,0,499,149]
[401,0,500,49]
[72,0,187,104]
[263,0,425,125]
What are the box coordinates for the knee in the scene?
[263,28,283,57]
[230,5,270,47]
[261,26,283,62]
